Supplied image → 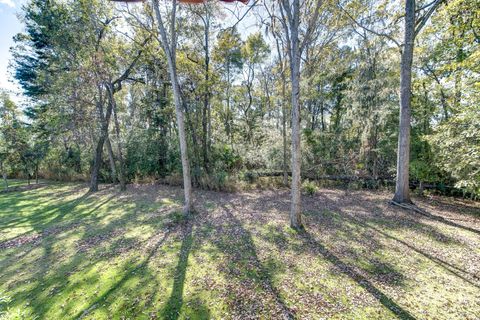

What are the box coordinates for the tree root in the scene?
[388,200,429,215]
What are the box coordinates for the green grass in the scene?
[0,182,479,319]
[0,179,29,191]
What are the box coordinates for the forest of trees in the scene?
[1,0,479,226]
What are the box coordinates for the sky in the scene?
[0,0,26,101]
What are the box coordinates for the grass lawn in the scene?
[0,179,30,191]
[0,182,479,319]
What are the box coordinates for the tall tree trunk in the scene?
[202,87,210,173]
[320,101,325,132]
[112,108,126,192]
[107,84,127,191]
[202,14,211,174]
[153,0,193,214]
[393,0,415,204]
[453,46,463,110]
[440,88,449,120]
[282,70,288,187]
[225,63,233,146]
[207,97,212,154]
[275,36,289,187]
[289,0,303,229]
[90,136,104,192]
[171,75,193,214]
[185,102,201,186]
[105,136,117,184]
[2,173,7,190]
[90,86,113,192]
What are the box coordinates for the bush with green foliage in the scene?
[302,180,318,196]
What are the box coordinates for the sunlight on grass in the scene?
[0,179,28,191]
[1,183,479,319]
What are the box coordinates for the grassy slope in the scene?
[0,182,479,319]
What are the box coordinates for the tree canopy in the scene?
[3,0,478,205]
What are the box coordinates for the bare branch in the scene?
[414,0,444,38]
[222,0,261,31]
[338,3,402,49]
[113,35,152,91]
[300,0,323,54]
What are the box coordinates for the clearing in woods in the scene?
[0,182,479,319]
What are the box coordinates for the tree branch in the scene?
[338,3,401,49]
[414,0,445,38]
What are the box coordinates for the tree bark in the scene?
[288,0,303,229]
[90,135,104,192]
[281,65,289,187]
[153,0,193,214]
[202,12,211,174]
[107,83,127,191]
[273,28,288,187]
[112,109,126,191]
[393,0,415,204]
[90,86,114,192]
[225,62,233,146]
[105,136,117,184]
[185,101,201,186]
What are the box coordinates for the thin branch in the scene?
[414,0,445,38]
[113,35,152,90]
[338,3,401,49]
[300,0,323,54]
[416,0,436,13]
[222,0,260,31]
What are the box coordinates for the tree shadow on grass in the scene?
[344,214,480,288]
[297,229,417,320]
[201,203,295,319]
[0,191,98,277]
[419,196,480,217]
[1,184,188,319]
[162,221,194,320]
[0,190,91,232]
[1,188,152,318]
[72,230,172,319]
[238,189,479,317]
[246,189,466,247]
[405,205,480,236]
[0,192,113,261]
[310,192,480,287]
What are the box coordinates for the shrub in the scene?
[302,180,318,196]
[242,171,259,183]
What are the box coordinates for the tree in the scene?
[421,0,480,197]
[341,0,445,204]
[264,7,290,185]
[0,93,18,189]
[277,0,323,229]
[151,0,193,214]
[0,93,31,184]
[427,106,480,197]
[186,2,222,174]
[239,32,270,143]
[213,28,244,146]
[9,0,479,217]
[393,0,445,204]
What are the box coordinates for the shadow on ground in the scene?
[1,183,479,319]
